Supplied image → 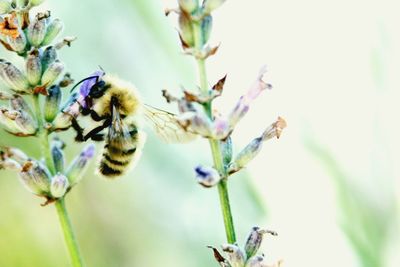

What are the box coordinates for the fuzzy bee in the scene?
[68,71,194,177]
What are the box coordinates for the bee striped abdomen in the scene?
[99,125,140,177]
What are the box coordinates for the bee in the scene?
[69,71,195,177]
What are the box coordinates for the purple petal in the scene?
[79,70,105,98]
[81,144,95,159]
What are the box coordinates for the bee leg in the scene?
[91,133,105,141]
[83,119,111,142]
[90,110,107,122]
[71,118,85,142]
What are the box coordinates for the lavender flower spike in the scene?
[228,66,272,129]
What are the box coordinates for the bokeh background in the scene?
[1,0,400,266]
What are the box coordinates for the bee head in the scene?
[70,70,108,108]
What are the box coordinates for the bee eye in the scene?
[90,81,108,98]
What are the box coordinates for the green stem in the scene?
[192,20,237,244]
[55,198,85,267]
[32,94,84,266]
[32,94,55,174]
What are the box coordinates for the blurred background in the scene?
[1,0,399,266]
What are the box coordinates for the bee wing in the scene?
[143,104,197,143]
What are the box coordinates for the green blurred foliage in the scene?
[0,1,267,266]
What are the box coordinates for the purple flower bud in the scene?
[228,66,271,129]
[66,144,95,185]
[50,173,69,198]
[195,165,221,187]
[221,244,246,267]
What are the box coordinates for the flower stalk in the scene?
[192,17,237,244]
[55,198,85,267]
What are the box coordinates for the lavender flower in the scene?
[195,165,222,187]
[228,66,272,129]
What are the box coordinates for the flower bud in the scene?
[10,95,33,115]
[244,227,274,259]
[51,112,72,130]
[195,165,221,187]
[27,16,47,47]
[179,12,194,47]
[201,15,212,44]
[14,110,37,134]
[26,50,42,86]
[0,0,12,15]
[19,160,51,195]
[228,137,262,174]
[179,0,198,14]
[41,19,63,46]
[0,111,21,133]
[51,144,64,173]
[41,60,64,86]
[29,0,45,7]
[41,46,57,71]
[202,0,226,14]
[44,85,61,122]
[66,144,95,185]
[221,244,246,267]
[50,173,69,198]
[0,108,36,135]
[220,136,232,166]
[6,29,27,53]
[0,60,30,93]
